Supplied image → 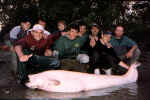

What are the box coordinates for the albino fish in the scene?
[26,63,140,93]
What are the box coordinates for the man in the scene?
[110,25,141,64]
[76,23,89,63]
[9,17,32,74]
[77,22,89,51]
[51,20,67,41]
[37,17,51,35]
[90,23,101,40]
[89,23,102,48]
[88,31,130,75]
[53,24,89,64]
[81,23,101,56]
[78,22,88,37]
[10,17,32,45]
[57,20,67,33]
[15,24,60,85]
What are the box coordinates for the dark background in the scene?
[0,0,150,41]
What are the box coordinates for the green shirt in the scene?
[53,34,88,58]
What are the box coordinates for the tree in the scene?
[0,0,150,41]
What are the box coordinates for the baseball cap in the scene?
[105,31,112,35]
[103,30,112,35]
[29,24,51,35]
[91,23,100,29]
[31,24,45,31]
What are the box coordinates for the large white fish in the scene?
[26,62,140,93]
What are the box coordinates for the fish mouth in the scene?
[25,82,37,89]
[25,82,30,87]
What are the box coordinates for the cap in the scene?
[105,31,112,35]
[103,31,112,35]
[91,23,100,29]
[29,24,51,35]
[31,24,45,31]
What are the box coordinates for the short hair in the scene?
[58,20,66,25]
[91,23,100,29]
[102,30,112,35]
[113,25,125,34]
[38,17,47,23]
[21,16,32,23]
[115,25,124,29]
[69,24,79,32]
[79,22,87,27]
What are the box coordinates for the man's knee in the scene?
[76,54,89,64]
[54,59,61,68]
[49,57,61,69]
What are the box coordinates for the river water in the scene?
[0,30,150,100]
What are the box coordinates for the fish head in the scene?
[25,74,44,89]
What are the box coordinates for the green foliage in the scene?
[37,0,125,28]
[0,0,149,38]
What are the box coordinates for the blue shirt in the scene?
[10,25,21,39]
[110,36,137,56]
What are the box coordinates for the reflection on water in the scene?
[25,83,138,100]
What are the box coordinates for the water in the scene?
[24,83,138,100]
[0,82,140,100]
[0,32,150,100]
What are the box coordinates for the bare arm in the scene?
[15,45,32,62]
[15,45,24,58]
[119,61,129,70]
[129,45,137,53]
[126,45,137,58]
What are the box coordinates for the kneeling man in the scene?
[110,25,141,64]
[15,24,60,84]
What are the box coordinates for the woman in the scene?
[88,30,130,75]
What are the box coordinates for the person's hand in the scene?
[90,37,96,47]
[10,46,15,52]
[19,54,32,62]
[44,49,53,56]
[126,51,133,58]
[95,36,98,41]
[61,32,69,36]
[43,34,48,39]
[106,43,112,48]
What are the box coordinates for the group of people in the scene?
[9,17,141,85]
